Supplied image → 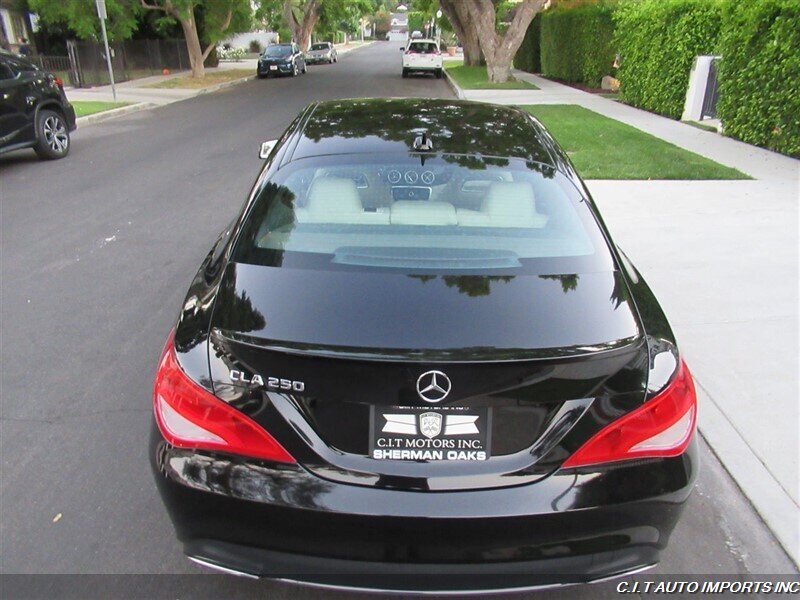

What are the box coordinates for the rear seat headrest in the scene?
[390,201,458,226]
[457,181,548,228]
[296,177,390,225]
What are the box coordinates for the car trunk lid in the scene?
[207,263,648,490]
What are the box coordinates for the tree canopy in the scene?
[30,0,252,78]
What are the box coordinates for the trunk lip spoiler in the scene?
[215,329,643,364]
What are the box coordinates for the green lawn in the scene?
[444,60,538,90]
[71,101,129,117]
[524,105,747,180]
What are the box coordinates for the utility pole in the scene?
[95,0,117,101]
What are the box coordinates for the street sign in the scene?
[95,0,107,20]
[95,0,116,101]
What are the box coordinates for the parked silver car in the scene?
[305,42,338,65]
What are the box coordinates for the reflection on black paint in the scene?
[163,450,334,509]
[216,286,267,333]
[540,274,579,294]
[409,274,516,297]
[299,98,555,174]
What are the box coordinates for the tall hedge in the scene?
[539,3,616,88]
[514,14,541,74]
[717,0,800,157]
[614,0,722,119]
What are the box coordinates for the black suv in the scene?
[257,43,306,78]
[0,51,76,160]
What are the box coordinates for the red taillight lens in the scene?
[153,336,295,463]
[54,76,64,88]
[562,360,697,469]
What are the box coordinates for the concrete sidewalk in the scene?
[64,66,251,112]
[448,70,800,565]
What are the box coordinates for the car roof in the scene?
[0,49,34,65]
[290,98,554,166]
[408,39,437,44]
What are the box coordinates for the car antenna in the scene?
[413,131,433,152]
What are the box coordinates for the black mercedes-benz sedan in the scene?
[151,98,698,593]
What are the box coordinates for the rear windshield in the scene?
[233,154,615,275]
[263,45,292,57]
[408,42,438,54]
[310,43,330,51]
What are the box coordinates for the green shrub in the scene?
[614,0,722,119]
[717,0,800,157]
[539,3,616,88]
[514,14,541,74]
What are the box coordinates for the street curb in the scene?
[443,68,465,99]
[76,102,156,126]
[696,383,800,567]
[194,74,256,96]
[335,41,376,55]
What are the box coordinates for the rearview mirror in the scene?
[400,47,405,51]
[259,139,278,159]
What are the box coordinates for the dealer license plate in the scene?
[370,405,490,461]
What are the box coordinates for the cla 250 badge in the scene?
[229,369,305,392]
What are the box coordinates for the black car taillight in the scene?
[562,360,697,468]
[153,333,295,464]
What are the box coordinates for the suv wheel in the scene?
[402,68,409,78]
[34,109,70,160]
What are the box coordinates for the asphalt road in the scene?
[1,42,795,598]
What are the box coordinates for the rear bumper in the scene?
[186,539,657,592]
[151,422,697,591]
[63,103,77,131]
[402,63,442,71]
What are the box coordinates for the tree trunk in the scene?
[486,62,512,83]
[283,0,320,52]
[466,0,544,83]
[178,14,206,78]
[462,29,484,67]
[439,0,484,66]
[298,18,316,52]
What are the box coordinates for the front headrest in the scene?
[306,177,362,215]
[482,182,537,220]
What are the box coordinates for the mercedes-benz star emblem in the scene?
[416,370,451,403]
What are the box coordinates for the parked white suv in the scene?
[401,39,443,79]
